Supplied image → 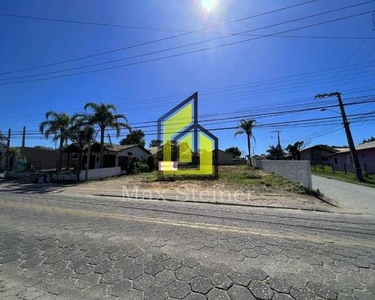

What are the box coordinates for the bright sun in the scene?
[201,0,218,12]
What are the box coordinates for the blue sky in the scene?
[1,0,375,156]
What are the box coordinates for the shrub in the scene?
[147,155,155,172]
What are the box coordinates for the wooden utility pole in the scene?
[21,126,26,157]
[315,92,363,182]
[270,130,281,147]
[4,129,11,170]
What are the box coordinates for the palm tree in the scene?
[83,103,130,168]
[69,115,95,170]
[39,111,71,170]
[286,141,304,160]
[267,145,284,160]
[234,119,256,167]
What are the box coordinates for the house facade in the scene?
[83,143,151,171]
[329,141,375,174]
[299,145,342,165]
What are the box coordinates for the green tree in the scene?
[0,131,7,144]
[39,111,71,170]
[286,141,304,160]
[266,145,285,160]
[234,119,256,167]
[149,139,162,147]
[225,147,242,158]
[69,115,95,170]
[120,129,145,147]
[83,103,131,168]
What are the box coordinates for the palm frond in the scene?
[84,102,100,111]
[234,130,244,138]
[45,111,59,120]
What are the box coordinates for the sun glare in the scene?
[201,0,218,12]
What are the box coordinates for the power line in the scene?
[10,99,375,135]
[1,2,373,84]
[324,25,375,91]
[2,10,374,86]
[0,0,317,77]
[3,10,375,42]
[1,60,375,126]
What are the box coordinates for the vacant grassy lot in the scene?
[312,166,375,188]
[124,165,312,195]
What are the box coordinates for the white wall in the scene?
[251,159,312,188]
[79,167,121,181]
[118,147,150,159]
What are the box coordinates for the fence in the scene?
[312,163,375,174]
[252,159,312,188]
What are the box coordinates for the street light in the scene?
[320,108,340,114]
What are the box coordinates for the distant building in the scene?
[299,145,346,164]
[329,141,375,174]
[217,150,234,165]
[148,146,244,165]
[23,147,62,170]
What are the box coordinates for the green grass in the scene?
[126,165,312,195]
[311,166,375,188]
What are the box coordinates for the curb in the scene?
[94,193,336,213]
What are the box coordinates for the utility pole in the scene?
[4,129,11,170]
[315,92,363,182]
[270,130,281,147]
[21,126,26,157]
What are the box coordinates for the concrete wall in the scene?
[251,159,312,188]
[79,167,121,181]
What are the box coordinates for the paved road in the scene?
[312,175,375,213]
[0,191,375,300]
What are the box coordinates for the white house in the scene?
[84,143,151,170]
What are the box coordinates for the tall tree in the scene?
[267,145,284,160]
[225,147,242,158]
[120,129,145,147]
[234,119,256,167]
[149,139,162,148]
[39,111,71,170]
[286,141,304,160]
[83,103,130,168]
[69,115,95,170]
[0,131,7,144]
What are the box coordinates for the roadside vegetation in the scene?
[312,165,375,188]
[122,165,313,196]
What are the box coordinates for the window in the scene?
[334,157,338,164]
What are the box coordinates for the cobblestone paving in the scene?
[0,192,375,300]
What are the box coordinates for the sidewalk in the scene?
[312,175,375,214]
[0,180,338,212]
